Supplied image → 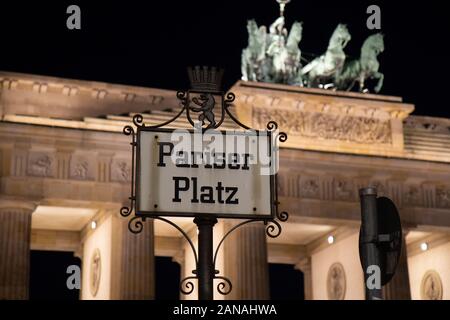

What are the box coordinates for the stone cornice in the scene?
[280,148,450,176]
[0,121,129,152]
[0,71,178,120]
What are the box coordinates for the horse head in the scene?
[362,33,384,56]
[246,19,258,37]
[329,24,351,49]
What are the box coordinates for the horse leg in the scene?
[359,75,365,92]
[241,52,249,81]
[308,72,319,88]
[373,72,384,93]
[346,79,356,91]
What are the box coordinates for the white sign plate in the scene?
[136,128,276,219]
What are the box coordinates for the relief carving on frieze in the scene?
[277,169,450,211]
[403,185,422,207]
[334,178,355,201]
[69,155,94,180]
[300,176,320,199]
[253,108,392,144]
[111,159,131,183]
[436,186,450,209]
[27,152,54,177]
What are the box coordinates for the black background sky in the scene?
[0,0,449,118]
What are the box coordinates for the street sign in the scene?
[136,127,277,219]
[359,194,402,287]
[121,66,288,300]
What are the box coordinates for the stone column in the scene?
[0,200,36,300]
[295,257,313,300]
[111,215,155,300]
[382,229,411,300]
[223,222,270,300]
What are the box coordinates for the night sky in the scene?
[0,0,449,119]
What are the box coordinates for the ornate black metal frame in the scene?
[120,84,288,297]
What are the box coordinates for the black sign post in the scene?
[359,187,403,300]
[359,187,382,299]
[120,67,289,300]
[194,216,217,300]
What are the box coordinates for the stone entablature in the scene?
[231,80,414,158]
[1,72,449,163]
[1,121,449,229]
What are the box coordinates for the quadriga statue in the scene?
[240,14,385,94]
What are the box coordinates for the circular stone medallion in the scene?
[90,248,102,297]
[327,262,346,300]
[420,270,443,300]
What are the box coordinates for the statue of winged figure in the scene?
[301,24,351,88]
[241,16,303,85]
[336,33,385,93]
[267,18,303,84]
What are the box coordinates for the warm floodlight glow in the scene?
[327,235,335,244]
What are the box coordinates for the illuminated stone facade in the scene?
[1,72,449,300]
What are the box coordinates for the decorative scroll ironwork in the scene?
[120,124,136,222]
[120,66,289,298]
[180,276,197,295]
[215,275,233,295]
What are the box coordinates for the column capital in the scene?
[0,198,37,213]
[172,250,185,266]
[294,256,311,273]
